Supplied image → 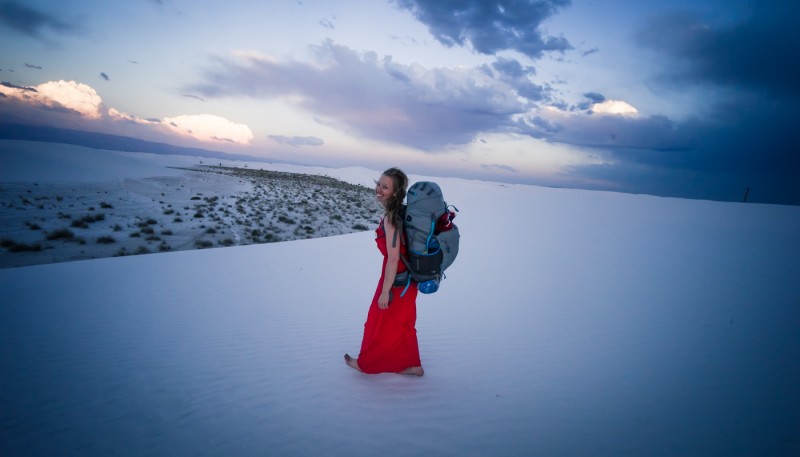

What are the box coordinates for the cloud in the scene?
[269,135,324,147]
[25,63,43,70]
[100,72,110,81]
[162,114,253,144]
[392,0,573,59]
[622,1,800,203]
[0,1,77,38]
[522,107,695,153]
[191,41,544,150]
[581,47,599,57]
[182,94,206,102]
[591,100,638,117]
[0,80,102,118]
[486,57,546,101]
[1,79,254,147]
[636,3,800,97]
[319,19,334,29]
[481,163,518,173]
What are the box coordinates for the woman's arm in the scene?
[378,217,401,309]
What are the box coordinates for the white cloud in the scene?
[1,80,254,147]
[162,114,254,144]
[591,99,638,117]
[0,80,103,118]
[107,108,156,125]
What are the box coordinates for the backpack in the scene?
[392,181,460,296]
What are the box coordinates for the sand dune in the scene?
[1,140,799,456]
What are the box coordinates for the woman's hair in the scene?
[381,167,408,224]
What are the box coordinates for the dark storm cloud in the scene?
[619,0,800,204]
[636,2,800,97]
[268,135,324,147]
[0,1,77,38]
[190,40,534,150]
[392,0,573,59]
[522,112,697,153]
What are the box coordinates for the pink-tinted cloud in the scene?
[1,80,253,146]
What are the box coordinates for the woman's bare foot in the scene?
[344,354,363,372]
[400,366,424,376]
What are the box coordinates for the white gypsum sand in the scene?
[0,140,381,268]
[1,139,799,456]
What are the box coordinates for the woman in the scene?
[344,167,424,376]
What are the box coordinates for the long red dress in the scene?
[356,219,421,374]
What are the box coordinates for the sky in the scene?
[1,0,799,204]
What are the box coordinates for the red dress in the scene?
[356,219,421,373]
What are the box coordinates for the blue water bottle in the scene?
[418,278,439,294]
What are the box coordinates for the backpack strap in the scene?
[392,219,400,248]
[391,205,407,248]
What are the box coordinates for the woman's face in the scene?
[375,175,395,206]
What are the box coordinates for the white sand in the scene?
[1,140,799,456]
[0,140,381,268]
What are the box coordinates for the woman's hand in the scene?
[378,289,392,309]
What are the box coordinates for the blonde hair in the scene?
[380,167,408,224]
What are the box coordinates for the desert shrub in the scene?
[219,238,235,246]
[145,235,161,242]
[113,224,123,231]
[161,230,173,236]
[251,229,262,237]
[130,232,141,238]
[80,213,104,223]
[163,209,175,215]
[100,202,114,209]
[352,224,369,231]
[159,242,171,252]
[47,228,75,240]
[140,227,155,235]
[195,240,213,249]
[191,196,202,200]
[25,221,41,230]
[113,248,127,257]
[0,238,41,252]
[205,227,217,234]
[278,215,296,224]
[135,246,150,255]
[97,236,116,244]
[173,217,183,223]
[71,220,89,229]
[194,211,204,218]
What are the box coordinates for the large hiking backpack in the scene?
[392,181,460,295]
